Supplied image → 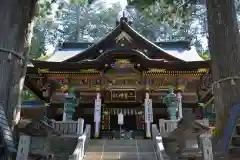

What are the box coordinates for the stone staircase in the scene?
[100,130,145,139]
[84,139,157,160]
[49,136,78,160]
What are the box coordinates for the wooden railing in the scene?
[51,118,84,135]
[158,118,211,136]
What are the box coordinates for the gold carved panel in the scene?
[146,76,177,89]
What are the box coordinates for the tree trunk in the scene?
[206,0,240,135]
[0,0,37,158]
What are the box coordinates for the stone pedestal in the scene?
[77,118,84,134]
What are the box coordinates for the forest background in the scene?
[31,0,211,60]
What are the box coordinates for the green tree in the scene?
[29,23,47,59]
[127,1,207,52]
[206,0,240,135]
[21,90,39,100]
[129,0,240,136]
[57,0,121,42]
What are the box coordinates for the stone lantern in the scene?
[163,87,179,120]
[63,87,77,121]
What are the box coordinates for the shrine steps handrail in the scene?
[152,124,170,160]
[68,125,91,160]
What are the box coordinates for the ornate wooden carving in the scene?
[145,76,177,90]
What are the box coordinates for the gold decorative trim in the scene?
[197,68,209,73]
[38,68,49,73]
[115,31,133,43]
[143,69,208,76]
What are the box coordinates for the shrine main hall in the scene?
[24,16,212,137]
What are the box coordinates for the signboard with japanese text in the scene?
[111,90,136,101]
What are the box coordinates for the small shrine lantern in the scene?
[163,87,179,120]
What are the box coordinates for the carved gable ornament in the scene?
[111,59,134,69]
[115,31,132,43]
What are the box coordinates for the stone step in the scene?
[84,140,157,160]
[49,137,78,160]
[84,155,157,160]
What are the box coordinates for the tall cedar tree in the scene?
[0,1,38,124]
[207,0,240,135]
[0,1,38,158]
[129,0,240,135]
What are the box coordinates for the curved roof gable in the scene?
[64,18,192,62]
[46,18,203,62]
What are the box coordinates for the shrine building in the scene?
[24,16,212,137]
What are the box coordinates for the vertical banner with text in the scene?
[94,98,101,123]
[144,98,153,123]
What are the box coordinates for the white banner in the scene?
[94,98,101,122]
[118,113,124,125]
[145,98,153,123]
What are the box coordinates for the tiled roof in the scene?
[46,43,202,62]
[47,49,86,62]
[162,47,203,62]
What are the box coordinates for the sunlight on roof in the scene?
[94,0,127,8]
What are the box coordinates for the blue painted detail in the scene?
[217,103,240,153]
[22,100,45,108]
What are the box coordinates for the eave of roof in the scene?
[31,58,210,71]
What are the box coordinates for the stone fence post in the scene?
[200,133,214,160]
[77,118,84,135]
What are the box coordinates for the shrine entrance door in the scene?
[109,114,137,131]
[101,103,144,131]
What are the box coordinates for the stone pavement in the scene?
[84,139,158,160]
